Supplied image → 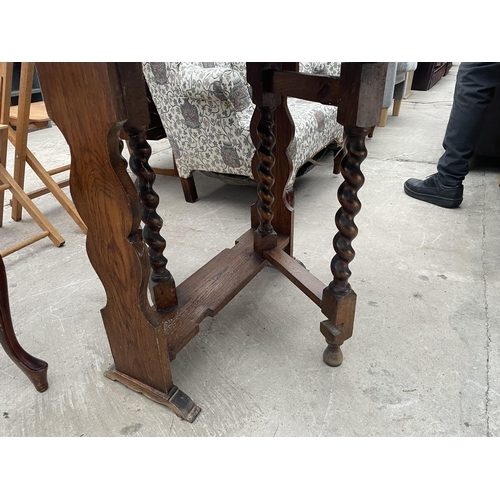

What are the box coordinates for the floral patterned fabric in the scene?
[142,62,344,187]
[300,62,341,76]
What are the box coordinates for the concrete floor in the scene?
[1,64,499,437]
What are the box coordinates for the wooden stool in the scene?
[6,63,86,232]
[0,62,87,257]
[0,62,66,257]
[9,101,51,130]
[0,254,48,392]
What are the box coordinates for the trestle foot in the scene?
[105,365,201,422]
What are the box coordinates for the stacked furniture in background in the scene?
[411,62,453,91]
[378,62,418,127]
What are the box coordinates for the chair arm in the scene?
[178,63,252,112]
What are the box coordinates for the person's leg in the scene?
[437,62,500,185]
[404,62,500,208]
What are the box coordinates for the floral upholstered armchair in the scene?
[142,62,344,202]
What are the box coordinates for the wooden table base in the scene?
[35,62,387,422]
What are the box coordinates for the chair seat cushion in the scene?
[170,98,342,186]
[286,98,343,176]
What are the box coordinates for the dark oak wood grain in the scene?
[264,247,325,306]
[269,69,342,105]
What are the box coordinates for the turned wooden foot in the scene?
[0,256,48,392]
[323,344,343,367]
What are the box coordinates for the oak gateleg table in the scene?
[34,63,387,422]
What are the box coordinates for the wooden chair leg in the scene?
[0,164,66,254]
[404,71,415,99]
[0,126,7,227]
[378,107,389,127]
[180,176,198,203]
[11,63,34,221]
[150,152,198,203]
[392,99,402,116]
[1,63,13,228]
[8,128,87,234]
[0,255,48,392]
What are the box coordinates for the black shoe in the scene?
[404,174,463,208]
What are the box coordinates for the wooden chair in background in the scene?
[1,62,64,257]
[0,62,86,258]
